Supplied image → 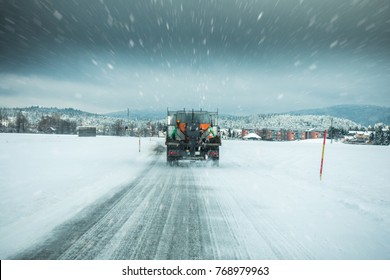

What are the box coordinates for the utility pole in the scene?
[331,118,333,144]
[127,108,129,136]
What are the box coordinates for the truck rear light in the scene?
[208,151,219,157]
[168,150,178,155]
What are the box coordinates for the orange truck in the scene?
[165,109,221,165]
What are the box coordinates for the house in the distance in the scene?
[78,126,97,137]
[243,132,261,140]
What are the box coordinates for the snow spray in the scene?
[320,130,327,180]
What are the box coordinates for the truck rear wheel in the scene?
[167,157,178,166]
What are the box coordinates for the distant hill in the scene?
[5,106,99,117]
[218,114,361,131]
[107,108,363,130]
[108,105,390,127]
[105,109,165,120]
[2,105,387,133]
[286,105,390,127]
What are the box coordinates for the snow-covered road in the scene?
[16,154,209,259]
[1,134,389,259]
[11,151,314,260]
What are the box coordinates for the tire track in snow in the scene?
[107,168,211,260]
[13,155,163,260]
[14,155,217,260]
[15,153,305,260]
[57,159,170,260]
[197,167,314,259]
[231,192,314,259]
[197,182,251,259]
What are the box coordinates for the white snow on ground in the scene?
[0,134,389,259]
[0,134,157,258]
[198,139,390,259]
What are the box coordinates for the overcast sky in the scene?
[0,0,389,114]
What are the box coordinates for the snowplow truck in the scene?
[166,109,221,165]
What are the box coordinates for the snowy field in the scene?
[0,133,389,259]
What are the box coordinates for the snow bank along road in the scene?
[0,134,389,259]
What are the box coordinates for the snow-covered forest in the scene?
[219,113,362,131]
[0,106,368,136]
[0,107,165,136]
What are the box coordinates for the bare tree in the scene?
[15,111,28,133]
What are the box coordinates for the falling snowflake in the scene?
[53,10,63,21]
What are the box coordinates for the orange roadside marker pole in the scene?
[320,129,327,180]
